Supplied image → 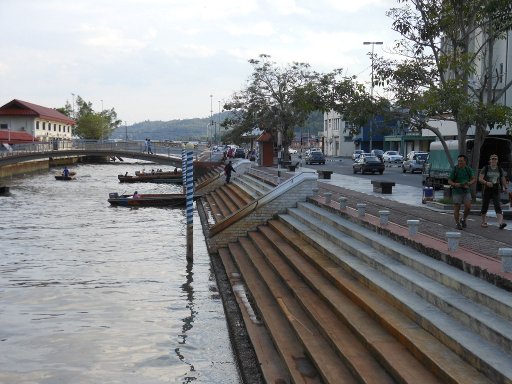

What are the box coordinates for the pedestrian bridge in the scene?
[0,140,197,168]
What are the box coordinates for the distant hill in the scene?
[111,111,325,141]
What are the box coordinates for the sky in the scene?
[0,0,403,124]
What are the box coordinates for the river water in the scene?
[0,162,241,384]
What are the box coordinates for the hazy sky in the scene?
[0,0,402,124]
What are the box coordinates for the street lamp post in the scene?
[363,41,383,152]
[210,94,214,146]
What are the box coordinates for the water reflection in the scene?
[175,260,197,382]
[0,162,240,384]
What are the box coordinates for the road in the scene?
[293,156,424,189]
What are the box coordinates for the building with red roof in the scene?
[0,99,75,143]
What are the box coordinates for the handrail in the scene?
[208,171,316,237]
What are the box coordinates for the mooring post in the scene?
[182,144,194,261]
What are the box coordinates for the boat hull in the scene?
[108,193,189,207]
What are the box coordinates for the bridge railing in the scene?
[1,139,206,159]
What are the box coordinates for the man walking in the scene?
[224,161,236,184]
[448,154,476,229]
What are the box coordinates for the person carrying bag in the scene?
[478,154,507,229]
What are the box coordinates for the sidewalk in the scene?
[314,171,512,263]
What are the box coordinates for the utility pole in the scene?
[363,41,383,152]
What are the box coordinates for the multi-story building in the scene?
[0,99,75,143]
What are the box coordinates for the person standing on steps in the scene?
[224,161,236,184]
[478,154,507,229]
[448,154,476,230]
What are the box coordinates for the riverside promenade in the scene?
[314,170,512,268]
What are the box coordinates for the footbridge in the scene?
[0,140,200,168]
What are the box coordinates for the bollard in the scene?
[323,192,332,204]
[407,219,420,237]
[356,203,366,217]
[379,210,390,226]
[446,232,461,251]
[498,248,512,272]
[339,197,348,209]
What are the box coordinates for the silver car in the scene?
[402,152,428,173]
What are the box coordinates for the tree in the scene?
[316,69,394,138]
[62,95,122,139]
[375,0,512,173]
[222,54,320,159]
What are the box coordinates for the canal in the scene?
[0,161,241,383]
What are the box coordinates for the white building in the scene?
[0,99,75,142]
[323,110,357,157]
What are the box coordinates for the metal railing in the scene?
[0,140,207,160]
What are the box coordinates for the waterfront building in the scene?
[0,99,75,143]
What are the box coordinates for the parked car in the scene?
[402,152,428,173]
[370,149,384,161]
[234,148,246,158]
[352,155,385,174]
[305,151,326,165]
[352,149,364,160]
[382,150,404,163]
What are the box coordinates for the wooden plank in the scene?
[249,230,399,384]
[228,241,324,384]
[218,248,290,384]
[236,237,358,384]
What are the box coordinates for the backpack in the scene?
[482,165,503,184]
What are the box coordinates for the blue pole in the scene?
[185,149,194,260]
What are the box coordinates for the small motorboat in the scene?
[108,192,194,207]
[55,170,76,181]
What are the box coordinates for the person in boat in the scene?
[132,191,140,199]
[174,167,178,174]
[63,166,70,177]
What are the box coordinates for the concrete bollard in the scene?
[339,197,348,209]
[446,232,461,251]
[498,248,512,272]
[323,192,332,204]
[407,220,420,237]
[356,203,366,217]
[379,210,390,225]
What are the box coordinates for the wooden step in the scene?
[209,190,231,219]
[274,214,501,384]
[225,183,254,206]
[247,230,403,384]
[204,193,223,223]
[217,248,290,384]
[227,242,324,384]
[236,237,360,384]
[215,187,239,214]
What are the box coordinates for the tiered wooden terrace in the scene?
[199,167,512,384]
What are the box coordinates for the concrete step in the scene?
[235,237,359,384]
[295,202,512,351]
[204,193,223,223]
[280,203,512,383]
[233,174,273,197]
[215,187,239,214]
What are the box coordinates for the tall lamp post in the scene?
[209,94,214,146]
[363,41,383,152]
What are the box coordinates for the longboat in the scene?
[107,192,193,207]
[118,170,183,184]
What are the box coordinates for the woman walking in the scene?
[478,154,507,229]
